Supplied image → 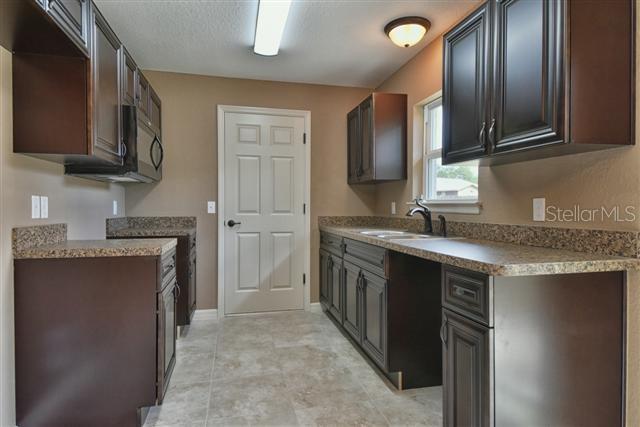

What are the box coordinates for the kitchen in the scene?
[0,0,638,426]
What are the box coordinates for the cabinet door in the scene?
[347,106,361,184]
[328,254,342,322]
[359,96,374,181]
[342,261,362,342]
[91,9,122,164]
[361,270,386,369]
[442,309,492,427]
[319,250,330,309]
[121,48,137,106]
[442,2,490,164]
[149,86,162,136]
[491,0,564,153]
[138,72,150,118]
[46,0,90,55]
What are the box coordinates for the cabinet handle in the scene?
[488,118,496,144]
[174,282,181,298]
[440,314,448,347]
[453,285,476,299]
[479,121,486,147]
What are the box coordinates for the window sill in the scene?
[406,199,482,215]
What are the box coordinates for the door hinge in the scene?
[303,203,306,214]
[303,273,306,285]
[303,133,307,144]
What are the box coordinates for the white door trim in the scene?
[217,105,311,318]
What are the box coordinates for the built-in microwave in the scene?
[65,106,164,183]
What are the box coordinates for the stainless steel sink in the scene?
[359,230,442,240]
[360,230,407,236]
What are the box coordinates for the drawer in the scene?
[320,232,343,257]
[344,238,387,278]
[442,265,492,326]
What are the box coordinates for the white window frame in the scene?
[419,95,482,214]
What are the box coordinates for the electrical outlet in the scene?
[533,198,546,222]
[207,201,216,214]
[40,196,49,219]
[31,196,41,219]
[113,200,118,216]
[391,201,396,215]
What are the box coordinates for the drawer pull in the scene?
[440,314,448,347]
[453,285,476,299]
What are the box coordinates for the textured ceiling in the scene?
[95,0,479,88]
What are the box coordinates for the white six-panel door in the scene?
[223,111,306,314]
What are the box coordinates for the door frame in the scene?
[216,105,311,318]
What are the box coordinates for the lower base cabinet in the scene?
[442,309,492,427]
[319,232,442,390]
[441,265,624,427]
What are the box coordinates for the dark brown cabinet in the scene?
[443,0,635,166]
[347,93,407,184]
[442,2,490,163]
[45,0,90,55]
[491,0,563,154]
[319,232,442,390]
[91,7,123,164]
[342,260,362,342]
[442,309,492,427]
[138,72,151,118]
[328,254,342,322]
[150,85,162,136]
[14,247,177,426]
[122,47,138,106]
[319,249,330,309]
[440,265,624,426]
[360,269,387,369]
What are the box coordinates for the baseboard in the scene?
[193,309,218,320]
[307,302,322,313]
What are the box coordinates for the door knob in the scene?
[227,220,241,227]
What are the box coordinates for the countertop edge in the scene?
[320,225,639,276]
[13,238,178,260]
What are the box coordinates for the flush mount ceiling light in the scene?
[384,16,431,48]
[253,0,292,56]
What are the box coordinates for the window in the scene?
[423,98,479,202]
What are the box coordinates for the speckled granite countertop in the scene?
[107,227,196,238]
[320,226,640,276]
[14,238,177,259]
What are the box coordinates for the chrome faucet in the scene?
[407,198,433,234]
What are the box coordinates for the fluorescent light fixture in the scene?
[254,0,292,56]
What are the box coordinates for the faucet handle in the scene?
[438,215,447,237]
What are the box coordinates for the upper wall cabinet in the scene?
[442,0,635,166]
[347,93,407,184]
[7,0,163,175]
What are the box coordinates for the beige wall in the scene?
[125,71,375,309]
[0,47,126,426]
[374,15,640,425]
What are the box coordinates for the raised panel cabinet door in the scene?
[46,0,90,55]
[442,2,490,164]
[342,260,362,341]
[347,106,361,183]
[328,254,342,322]
[91,8,122,164]
[121,48,137,106]
[442,309,493,427]
[138,72,150,119]
[359,96,374,181]
[319,250,330,309]
[150,86,162,136]
[491,0,564,153]
[361,270,387,369]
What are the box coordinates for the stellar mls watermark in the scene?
[532,198,637,223]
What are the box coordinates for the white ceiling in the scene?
[95,0,479,88]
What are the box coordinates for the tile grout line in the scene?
[204,321,220,425]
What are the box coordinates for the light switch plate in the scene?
[207,201,216,214]
[40,196,49,219]
[31,196,41,219]
[391,202,396,215]
[533,198,546,222]
[113,200,118,216]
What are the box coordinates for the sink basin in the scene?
[360,230,407,236]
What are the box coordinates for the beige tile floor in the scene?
[144,310,443,426]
